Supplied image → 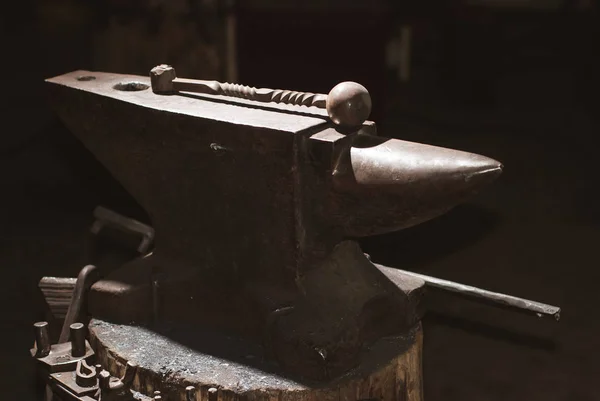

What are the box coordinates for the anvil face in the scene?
[46,71,501,380]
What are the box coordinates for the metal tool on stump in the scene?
[32,66,560,401]
[150,64,372,128]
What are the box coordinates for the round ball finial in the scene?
[326,82,372,128]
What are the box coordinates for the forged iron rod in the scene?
[402,269,560,320]
[151,64,326,106]
[377,264,560,320]
[150,64,372,127]
[174,78,327,108]
[59,264,99,342]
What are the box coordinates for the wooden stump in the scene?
[89,319,423,401]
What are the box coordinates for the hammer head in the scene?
[150,64,176,94]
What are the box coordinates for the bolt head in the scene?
[326,82,372,128]
[150,64,177,93]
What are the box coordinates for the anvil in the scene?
[44,69,504,398]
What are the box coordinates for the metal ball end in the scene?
[326,81,372,129]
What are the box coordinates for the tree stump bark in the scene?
[89,319,424,401]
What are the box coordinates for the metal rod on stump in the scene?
[70,322,86,357]
[33,321,50,358]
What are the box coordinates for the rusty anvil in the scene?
[43,68,513,400]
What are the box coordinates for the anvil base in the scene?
[89,319,423,401]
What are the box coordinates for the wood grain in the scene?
[90,319,423,401]
[39,277,76,319]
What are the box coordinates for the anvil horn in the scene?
[330,134,502,237]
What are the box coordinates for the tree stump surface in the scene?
[89,319,423,401]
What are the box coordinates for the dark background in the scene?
[1,0,598,400]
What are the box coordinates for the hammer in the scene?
[150,64,371,128]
